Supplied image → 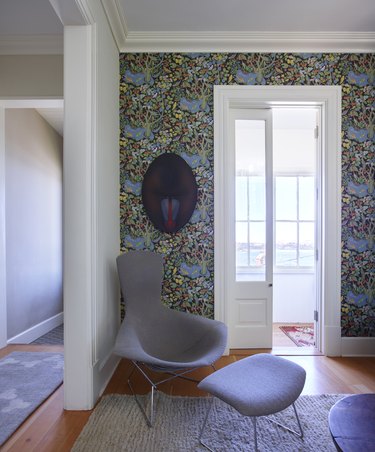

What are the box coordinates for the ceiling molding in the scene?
[101,0,128,51]
[121,31,375,53]
[48,0,94,25]
[0,34,63,55]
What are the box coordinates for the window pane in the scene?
[299,222,314,266]
[249,222,265,267]
[275,222,297,266]
[299,177,315,220]
[276,177,297,220]
[236,222,248,266]
[235,176,248,221]
[249,176,265,221]
[235,119,266,281]
[299,250,315,267]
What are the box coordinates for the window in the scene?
[275,175,315,268]
[236,173,315,270]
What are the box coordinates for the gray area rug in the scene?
[73,393,344,451]
[0,351,64,446]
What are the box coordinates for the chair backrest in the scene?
[116,250,164,318]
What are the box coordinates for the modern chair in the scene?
[113,250,228,426]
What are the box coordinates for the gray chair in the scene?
[113,250,228,426]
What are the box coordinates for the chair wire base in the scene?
[199,397,215,452]
[127,361,216,427]
[199,398,304,452]
[265,402,304,439]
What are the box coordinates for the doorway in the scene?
[226,106,320,350]
[214,85,342,356]
[0,100,63,348]
[272,108,319,350]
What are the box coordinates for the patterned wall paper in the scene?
[119,53,374,337]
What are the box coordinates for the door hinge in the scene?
[314,126,319,139]
[314,310,319,322]
[315,249,319,260]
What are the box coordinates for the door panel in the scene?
[227,109,273,348]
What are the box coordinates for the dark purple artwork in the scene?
[142,153,198,233]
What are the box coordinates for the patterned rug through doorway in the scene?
[279,325,315,347]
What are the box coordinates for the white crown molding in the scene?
[0,34,63,55]
[101,0,128,51]
[121,31,375,53]
[49,0,92,26]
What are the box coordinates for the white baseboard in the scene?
[324,325,342,357]
[7,312,63,344]
[341,337,375,357]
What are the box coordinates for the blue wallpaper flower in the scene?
[119,52,374,337]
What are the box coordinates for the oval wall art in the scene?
[142,153,198,233]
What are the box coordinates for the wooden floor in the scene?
[1,344,375,451]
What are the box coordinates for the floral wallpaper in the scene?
[119,52,374,337]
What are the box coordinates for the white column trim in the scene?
[63,25,95,410]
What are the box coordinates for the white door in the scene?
[226,108,273,348]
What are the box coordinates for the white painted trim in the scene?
[63,25,95,410]
[214,85,342,356]
[324,326,342,357]
[0,107,7,349]
[121,31,375,53]
[0,99,64,108]
[91,23,98,367]
[49,0,94,26]
[7,313,63,344]
[75,0,95,25]
[0,34,63,55]
[101,0,128,51]
[341,337,375,357]
[93,353,120,399]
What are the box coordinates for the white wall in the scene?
[0,55,63,98]
[273,273,315,323]
[5,108,63,339]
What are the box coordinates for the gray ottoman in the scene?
[198,353,306,451]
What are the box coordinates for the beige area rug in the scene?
[72,393,344,451]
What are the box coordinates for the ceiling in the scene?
[120,0,375,33]
[0,0,374,49]
[0,0,63,36]
[0,0,374,135]
[2,0,374,37]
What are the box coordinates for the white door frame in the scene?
[214,85,342,356]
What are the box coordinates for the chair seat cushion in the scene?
[198,353,306,417]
